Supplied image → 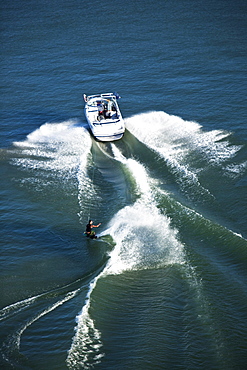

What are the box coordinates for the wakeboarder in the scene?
[85,220,101,239]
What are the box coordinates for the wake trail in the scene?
[66,276,104,369]
[100,144,185,274]
[7,114,245,368]
[10,118,97,228]
[7,115,243,368]
[125,111,243,201]
[67,139,241,368]
[0,288,80,367]
[0,258,112,367]
[11,120,93,194]
[67,144,186,369]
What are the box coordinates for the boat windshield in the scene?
[87,97,116,109]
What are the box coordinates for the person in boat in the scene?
[85,220,101,239]
[97,102,106,120]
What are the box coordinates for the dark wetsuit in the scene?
[86,223,97,239]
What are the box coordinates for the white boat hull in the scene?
[84,93,125,142]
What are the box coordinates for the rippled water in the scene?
[1,0,246,369]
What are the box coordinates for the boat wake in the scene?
[11,119,92,189]
[125,111,244,202]
[101,144,185,274]
[66,112,245,369]
[67,144,186,369]
[4,111,246,369]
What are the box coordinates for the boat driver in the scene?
[97,102,105,119]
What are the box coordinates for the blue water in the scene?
[1,0,247,369]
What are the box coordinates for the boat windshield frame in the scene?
[86,93,118,107]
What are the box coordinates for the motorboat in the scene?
[83,92,125,141]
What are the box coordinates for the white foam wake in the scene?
[12,120,92,179]
[101,144,185,274]
[125,111,243,195]
[1,289,80,366]
[67,145,185,369]
[66,277,104,370]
